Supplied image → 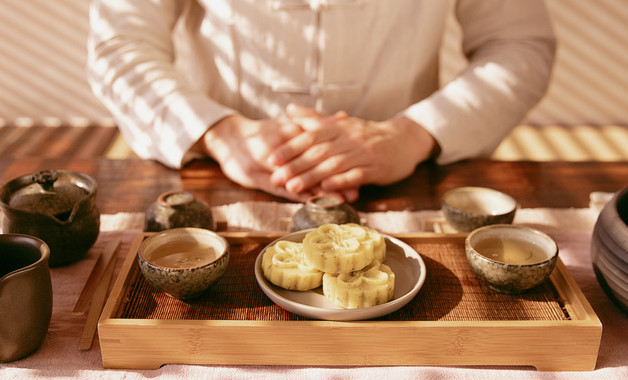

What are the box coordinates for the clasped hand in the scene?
[200,104,435,202]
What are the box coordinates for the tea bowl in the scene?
[144,190,216,232]
[137,227,229,299]
[290,193,360,231]
[465,225,558,294]
[442,187,517,232]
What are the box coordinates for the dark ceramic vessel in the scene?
[0,170,100,267]
[0,234,52,362]
[291,194,360,231]
[144,190,216,232]
[591,187,628,314]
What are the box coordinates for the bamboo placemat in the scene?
[116,239,569,322]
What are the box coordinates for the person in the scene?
[87,0,556,202]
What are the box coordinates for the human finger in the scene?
[270,133,357,188]
[267,125,340,173]
[286,103,347,131]
[319,166,381,191]
[282,150,364,193]
[246,170,314,202]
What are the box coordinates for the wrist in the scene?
[394,116,440,163]
[192,114,243,160]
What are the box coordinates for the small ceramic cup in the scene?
[137,227,229,299]
[0,234,52,362]
[144,190,216,232]
[290,194,360,231]
[442,187,517,232]
[465,225,558,294]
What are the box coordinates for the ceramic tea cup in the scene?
[465,225,558,294]
[137,227,229,299]
[442,187,517,232]
[144,190,216,232]
[0,234,53,362]
[291,194,360,231]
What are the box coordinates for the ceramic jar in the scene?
[591,187,628,313]
[144,190,216,232]
[291,194,360,231]
[0,169,100,267]
[0,234,52,362]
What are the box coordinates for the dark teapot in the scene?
[0,170,100,266]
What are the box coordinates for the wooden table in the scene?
[1,156,626,213]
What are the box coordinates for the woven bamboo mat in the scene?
[116,239,569,322]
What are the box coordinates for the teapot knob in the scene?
[33,170,59,192]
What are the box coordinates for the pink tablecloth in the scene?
[1,205,627,380]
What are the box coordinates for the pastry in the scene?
[303,223,375,273]
[322,260,395,309]
[262,240,323,291]
[346,223,386,262]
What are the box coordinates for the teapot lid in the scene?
[5,170,90,219]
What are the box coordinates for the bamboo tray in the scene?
[98,232,602,371]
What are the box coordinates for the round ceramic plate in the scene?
[254,229,426,321]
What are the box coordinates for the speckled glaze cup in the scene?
[465,225,558,294]
[290,194,360,232]
[442,187,517,232]
[137,228,229,299]
[144,190,216,232]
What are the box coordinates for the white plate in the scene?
[254,229,426,321]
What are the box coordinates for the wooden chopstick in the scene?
[78,238,121,351]
[73,243,111,315]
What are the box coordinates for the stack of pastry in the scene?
[262,223,395,309]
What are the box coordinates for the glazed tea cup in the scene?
[137,228,229,299]
[0,234,52,362]
[144,190,216,232]
[465,225,558,294]
[291,194,360,231]
[442,187,517,232]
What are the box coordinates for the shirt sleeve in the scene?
[86,0,236,169]
[401,0,556,165]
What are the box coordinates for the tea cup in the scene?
[442,187,517,232]
[137,228,229,299]
[465,225,558,294]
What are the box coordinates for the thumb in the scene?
[285,103,324,131]
[286,104,348,131]
[286,103,321,118]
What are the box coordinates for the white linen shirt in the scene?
[87,0,555,169]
